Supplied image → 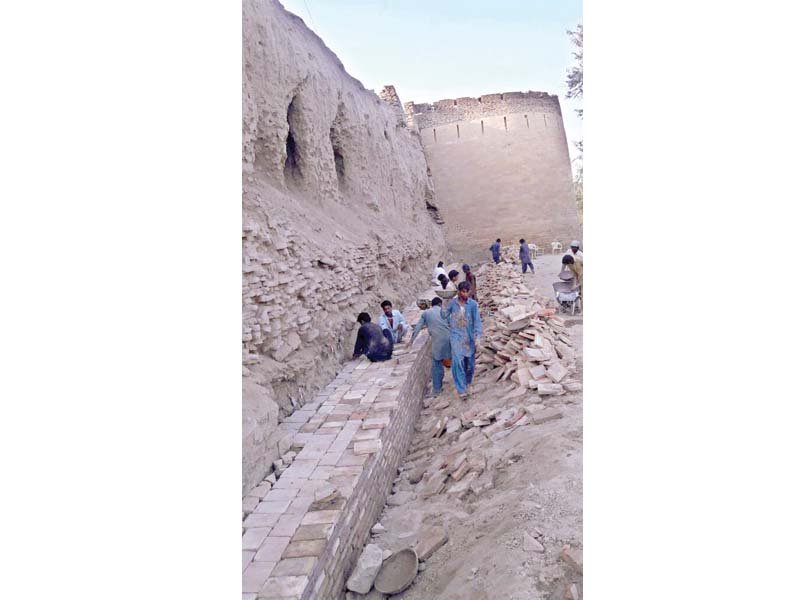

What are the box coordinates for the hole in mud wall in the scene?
[481,120,484,135]
[433,128,437,143]
[330,103,348,191]
[384,130,389,141]
[525,114,529,128]
[330,127,346,190]
[504,116,508,131]
[283,96,303,185]
[456,124,460,139]
[333,149,345,184]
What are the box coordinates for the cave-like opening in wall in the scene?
[330,102,348,192]
[283,95,302,186]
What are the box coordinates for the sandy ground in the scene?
[363,254,583,600]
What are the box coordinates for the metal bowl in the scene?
[374,548,419,595]
[434,289,457,299]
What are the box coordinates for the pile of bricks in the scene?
[242,303,432,600]
[475,263,580,396]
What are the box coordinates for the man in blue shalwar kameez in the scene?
[410,296,451,397]
[519,238,535,274]
[444,281,483,400]
[490,238,501,264]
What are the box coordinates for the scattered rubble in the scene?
[346,543,384,594]
[474,263,579,395]
[523,531,545,553]
[414,526,449,561]
[329,258,582,599]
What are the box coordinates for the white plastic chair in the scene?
[551,241,562,254]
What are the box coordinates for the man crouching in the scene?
[352,312,393,362]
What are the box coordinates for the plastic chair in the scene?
[551,241,562,254]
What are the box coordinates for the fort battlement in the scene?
[405,90,562,130]
[399,88,579,262]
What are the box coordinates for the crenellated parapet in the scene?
[406,90,562,129]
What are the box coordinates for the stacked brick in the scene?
[242,208,440,491]
[242,303,431,599]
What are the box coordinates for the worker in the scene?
[561,254,583,293]
[448,269,460,287]
[410,297,452,397]
[445,281,483,401]
[568,240,583,264]
[519,239,535,274]
[378,300,409,343]
[431,261,447,286]
[490,238,501,264]
[352,313,393,362]
[462,264,477,301]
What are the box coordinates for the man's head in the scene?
[448,269,459,282]
[357,312,371,324]
[380,300,393,316]
[437,261,444,268]
[462,264,471,273]
[496,238,501,243]
[562,254,575,266]
[438,273,447,284]
[457,280,471,302]
[519,238,526,245]
[570,240,580,253]
[431,297,442,307]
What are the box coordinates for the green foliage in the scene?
[566,25,583,221]
[565,25,583,109]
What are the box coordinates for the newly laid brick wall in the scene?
[243,303,431,599]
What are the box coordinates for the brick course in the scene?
[245,302,432,600]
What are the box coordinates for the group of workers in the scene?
[560,241,583,293]
[489,237,537,273]
[353,261,483,401]
[352,300,409,363]
[411,276,482,401]
[431,262,477,301]
[353,238,582,400]
[490,237,584,298]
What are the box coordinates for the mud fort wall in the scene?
[242,0,445,493]
[406,93,580,264]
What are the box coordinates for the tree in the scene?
[565,25,583,117]
[565,24,583,222]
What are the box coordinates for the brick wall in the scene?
[242,302,432,599]
[308,330,430,599]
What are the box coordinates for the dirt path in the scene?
[362,256,583,600]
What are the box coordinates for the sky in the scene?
[280,0,583,171]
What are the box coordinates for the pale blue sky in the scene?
[280,0,583,169]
